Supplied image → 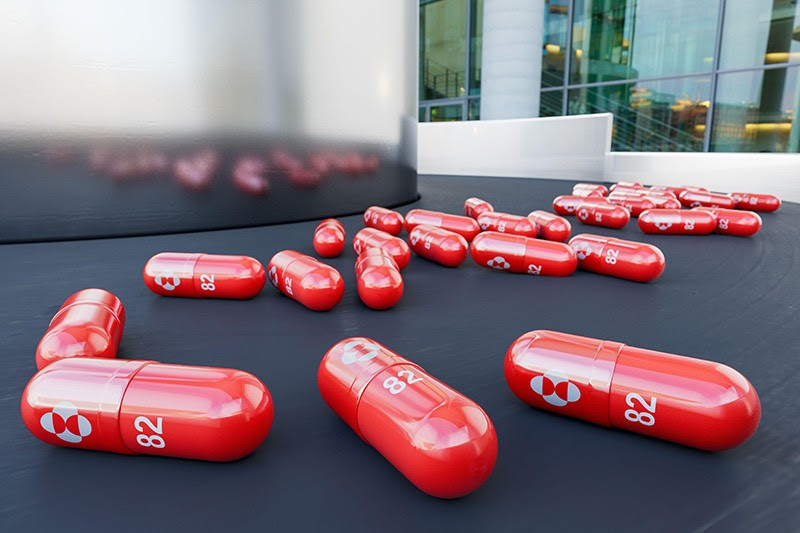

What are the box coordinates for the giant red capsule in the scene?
[477,212,538,238]
[527,211,572,242]
[505,330,760,451]
[607,194,655,217]
[408,224,468,267]
[678,190,735,209]
[268,250,344,311]
[552,195,610,216]
[575,203,630,229]
[36,289,125,370]
[21,358,273,461]
[143,253,265,299]
[693,207,762,237]
[731,192,781,212]
[638,208,716,235]
[318,338,498,498]
[569,233,665,282]
[404,209,481,242]
[314,219,346,258]
[470,232,577,276]
[355,249,404,310]
[464,197,494,219]
[353,228,411,269]
[364,206,404,236]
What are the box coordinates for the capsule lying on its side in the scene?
[404,209,481,241]
[678,190,735,209]
[355,248,403,310]
[143,253,266,299]
[693,207,762,237]
[527,211,571,242]
[314,219,346,258]
[408,224,469,267]
[470,232,577,276]
[552,195,609,216]
[731,192,781,212]
[572,183,609,196]
[477,212,538,237]
[575,203,630,229]
[268,250,344,311]
[607,194,655,217]
[569,233,665,282]
[638,209,716,235]
[353,228,411,269]
[464,197,494,219]
[363,206,404,236]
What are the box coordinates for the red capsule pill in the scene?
[527,211,572,242]
[647,195,681,209]
[505,330,760,451]
[35,289,125,370]
[678,190,735,209]
[144,253,265,299]
[471,232,577,276]
[638,209,716,235]
[353,228,411,269]
[268,250,344,311]
[609,181,643,192]
[408,224,468,267]
[22,358,273,461]
[731,192,781,212]
[693,207,762,237]
[314,219,346,258]
[363,206,404,236]
[575,203,630,229]
[552,195,610,216]
[464,197,494,219]
[477,212,538,238]
[607,194,655,217]
[355,249,403,310]
[572,183,608,196]
[569,233,665,282]
[404,209,481,242]
[318,338,497,498]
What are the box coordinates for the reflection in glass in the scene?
[468,98,481,120]
[419,107,428,122]
[540,90,564,117]
[711,66,799,153]
[542,0,569,87]
[420,0,468,100]
[430,104,464,122]
[469,0,484,95]
[721,0,800,69]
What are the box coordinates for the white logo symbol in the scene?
[268,265,278,287]
[341,340,381,365]
[690,201,702,207]
[565,204,576,213]
[354,240,362,254]
[154,272,180,291]
[40,401,92,443]
[530,370,581,407]
[572,241,592,260]
[486,256,510,270]
[655,221,672,231]
[749,197,757,205]
[480,221,490,230]
[577,208,589,221]
[410,232,420,246]
[732,194,741,202]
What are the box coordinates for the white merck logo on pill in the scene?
[572,241,592,260]
[341,340,381,365]
[530,370,581,407]
[487,256,510,270]
[155,272,181,291]
[268,265,279,287]
[40,401,92,443]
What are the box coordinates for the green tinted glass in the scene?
[721,0,800,69]
[420,0,468,100]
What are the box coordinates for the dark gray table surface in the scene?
[2,175,798,532]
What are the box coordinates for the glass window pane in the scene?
[420,0,468,101]
[542,0,569,88]
[721,0,800,69]
[568,77,710,151]
[540,90,564,117]
[430,103,464,122]
[711,66,799,153]
[469,0,483,95]
[468,98,481,120]
[571,0,719,85]
[419,107,428,122]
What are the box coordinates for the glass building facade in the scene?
[419,0,800,153]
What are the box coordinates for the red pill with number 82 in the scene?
[693,207,762,237]
[569,233,665,282]
[575,203,630,229]
[464,197,494,218]
[314,219,346,258]
[353,228,411,269]
[143,253,266,299]
[408,224,468,267]
[268,250,344,311]
[404,209,481,242]
[527,211,572,242]
[355,248,404,310]
[638,209,716,235]
[363,207,404,236]
[470,232,577,276]
[731,192,781,212]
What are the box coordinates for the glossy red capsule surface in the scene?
[355,249,403,310]
[527,211,572,242]
[569,233,665,282]
[693,207,762,237]
[607,194,656,217]
[144,253,265,299]
[21,358,273,461]
[649,185,687,196]
[36,289,125,370]
[464,197,494,219]
[678,190,736,209]
[731,192,781,212]
[609,181,643,192]
[572,183,608,196]
[363,206,404,236]
[471,232,577,276]
[505,330,760,451]
[477,212,538,237]
[647,195,681,209]
[314,219,346,258]
[404,209,481,242]
[408,224,469,267]
[268,250,344,311]
[318,338,498,498]
[552,195,610,216]
[638,209,716,235]
[353,228,411,269]
[575,203,630,229]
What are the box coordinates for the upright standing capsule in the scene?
[353,228,411,269]
[678,190,735,209]
[464,197,494,219]
[527,211,572,242]
[638,208,716,235]
[731,192,781,212]
[355,248,403,310]
[471,232,577,276]
[607,194,655,217]
[143,253,266,299]
[404,209,481,241]
[693,207,762,237]
[552,195,609,216]
[408,224,468,267]
[268,250,344,311]
[318,338,498,498]
[21,358,273,461]
[569,233,665,282]
[313,219,346,258]
[363,206,404,236]
[575,203,630,229]
[477,212,538,237]
[505,330,760,451]
[36,289,125,370]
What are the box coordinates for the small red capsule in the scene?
[505,330,760,451]
[607,194,656,217]
[355,249,404,310]
[353,228,411,269]
[144,253,266,299]
[572,189,605,198]
[404,209,481,242]
[552,195,610,216]
[470,232,577,276]
[464,197,494,219]
[35,289,125,370]
[569,233,665,282]
[408,224,468,267]
[644,190,678,200]
[314,219,346,258]
[693,207,762,237]
[572,183,608,196]
[363,206,404,236]
[638,209,716,235]
[575,203,630,229]
[647,195,682,209]
[731,192,781,212]
[649,185,686,196]
[21,358,273,461]
[268,250,344,311]
[318,338,498,498]
[527,211,572,242]
[610,181,643,192]
[477,212,538,237]
[679,190,736,209]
